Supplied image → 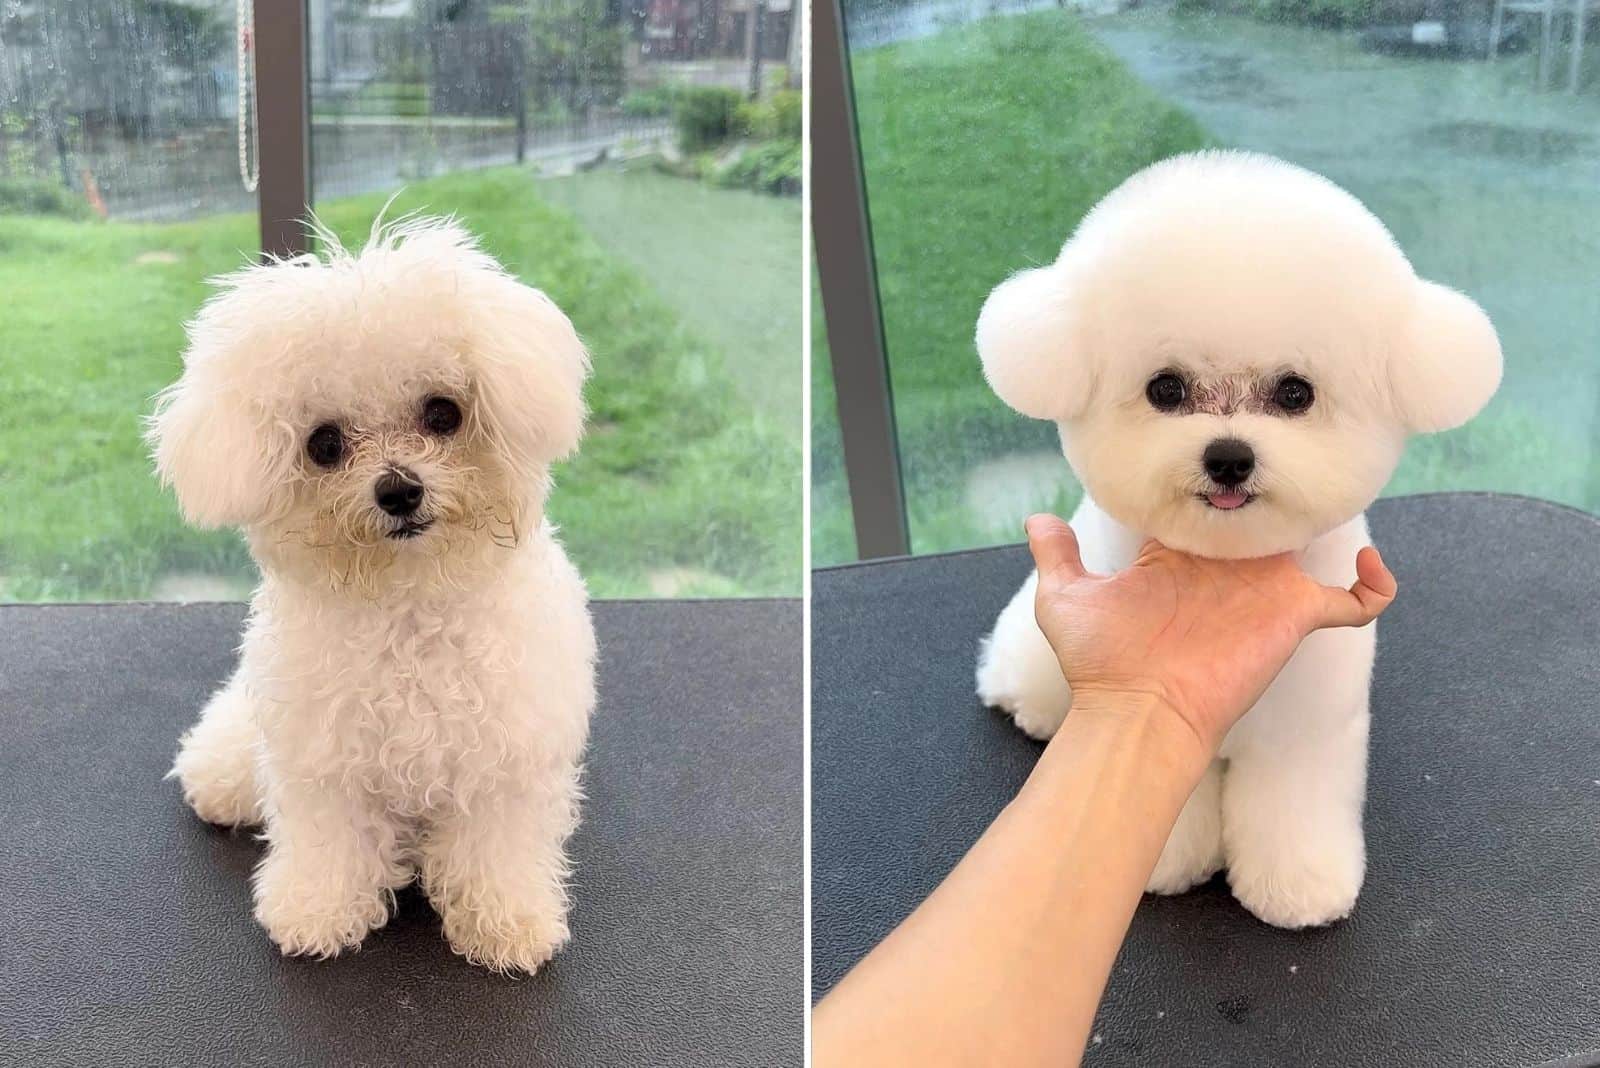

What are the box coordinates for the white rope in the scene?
[236,0,260,192]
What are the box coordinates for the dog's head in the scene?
[148,216,589,589]
[976,151,1501,558]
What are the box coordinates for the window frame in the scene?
[255,0,311,259]
[812,0,910,560]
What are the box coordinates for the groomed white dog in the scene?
[150,217,596,972]
[975,151,1501,928]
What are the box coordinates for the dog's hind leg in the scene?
[170,674,264,827]
[976,571,1072,740]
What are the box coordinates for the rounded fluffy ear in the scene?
[147,346,289,530]
[975,261,1091,421]
[469,276,591,474]
[1391,280,1502,434]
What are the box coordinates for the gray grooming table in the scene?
[0,599,802,1067]
[812,493,1600,1068]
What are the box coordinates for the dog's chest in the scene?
[265,604,527,807]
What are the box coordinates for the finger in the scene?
[1355,545,1398,599]
[1025,514,1087,584]
[1312,547,1398,629]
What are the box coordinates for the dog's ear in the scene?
[976,259,1093,421]
[1390,280,1502,433]
[147,293,294,529]
[466,274,590,478]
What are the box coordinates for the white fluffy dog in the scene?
[150,218,597,972]
[975,151,1501,928]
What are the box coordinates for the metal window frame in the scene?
[812,0,910,559]
[254,1,312,259]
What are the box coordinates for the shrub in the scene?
[736,89,802,141]
[0,177,91,219]
[672,86,745,151]
[714,138,801,196]
[768,89,802,140]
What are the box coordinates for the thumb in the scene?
[1312,546,1399,630]
[1025,514,1087,585]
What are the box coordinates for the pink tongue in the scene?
[1207,490,1248,510]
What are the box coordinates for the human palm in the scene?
[1027,515,1398,754]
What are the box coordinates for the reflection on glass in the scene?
[0,0,801,602]
[819,0,1600,558]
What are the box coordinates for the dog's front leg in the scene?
[1221,705,1370,929]
[1146,758,1225,894]
[252,780,408,958]
[421,777,580,974]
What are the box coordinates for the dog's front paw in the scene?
[440,903,570,975]
[253,859,391,958]
[1226,835,1365,929]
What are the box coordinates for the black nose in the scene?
[1202,438,1255,487]
[374,468,424,517]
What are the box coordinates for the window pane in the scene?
[309,1,801,598]
[842,0,1600,556]
[0,2,259,601]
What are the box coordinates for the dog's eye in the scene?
[422,397,462,436]
[1273,375,1315,413]
[306,424,344,468]
[1146,372,1187,412]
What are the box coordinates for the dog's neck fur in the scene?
[248,515,546,607]
[1075,491,1361,573]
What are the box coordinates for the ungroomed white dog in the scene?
[975,151,1501,928]
[150,217,596,972]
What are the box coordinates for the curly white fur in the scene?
[975,152,1501,928]
[151,216,597,972]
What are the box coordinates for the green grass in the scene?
[0,167,800,601]
[811,12,1211,563]
[814,8,1600,564]
[541,168,802,439]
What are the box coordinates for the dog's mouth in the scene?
[386,518,435,540]
[1197,488,1256,511]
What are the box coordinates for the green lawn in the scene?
[814,8,1600,565]
[543,167,802,439]
[0,167,800,601]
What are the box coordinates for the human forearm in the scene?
[1007,694,1210,1055]
[813,696,1208,1067]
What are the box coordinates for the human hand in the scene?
[1025,514,1398,758]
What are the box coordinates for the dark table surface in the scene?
[0,598,802,1068]
[813,493,1600,1068]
